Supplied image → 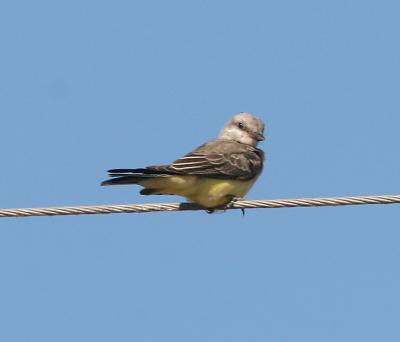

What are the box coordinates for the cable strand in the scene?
[0,194,399,218]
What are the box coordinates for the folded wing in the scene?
[105,140,263,181]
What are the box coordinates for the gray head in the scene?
[218,112,265,147]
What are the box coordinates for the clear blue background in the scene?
[1,0,399,341]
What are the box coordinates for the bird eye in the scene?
[238,122,244,129]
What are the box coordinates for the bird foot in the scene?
[225,196,245,216]
[205,197,245,215]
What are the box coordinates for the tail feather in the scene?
[140,188,159,195]
[107,168,166,177]
[101,176,142,186]
[101,168,170,186]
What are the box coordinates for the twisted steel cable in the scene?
[0,194,399,218]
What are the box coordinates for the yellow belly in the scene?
[139,176,257,209]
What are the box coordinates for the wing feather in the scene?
[106,140,264,181]
[146,148,263,180]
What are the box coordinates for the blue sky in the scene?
[1,0,400,341]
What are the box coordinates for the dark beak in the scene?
[254,132,265,141]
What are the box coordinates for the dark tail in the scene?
[101,176,142,186]
[101,168,167,186]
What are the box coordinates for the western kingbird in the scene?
[101,112,265,210]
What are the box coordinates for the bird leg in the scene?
[205,197,245,215]
[225,196,245,216]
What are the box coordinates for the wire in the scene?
[0,194,399,218]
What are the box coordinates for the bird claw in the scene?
[225,197,245,216]
[205,197,245,216]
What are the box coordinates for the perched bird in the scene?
[101,112,265,211]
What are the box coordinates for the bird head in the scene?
[218,112,265,147]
